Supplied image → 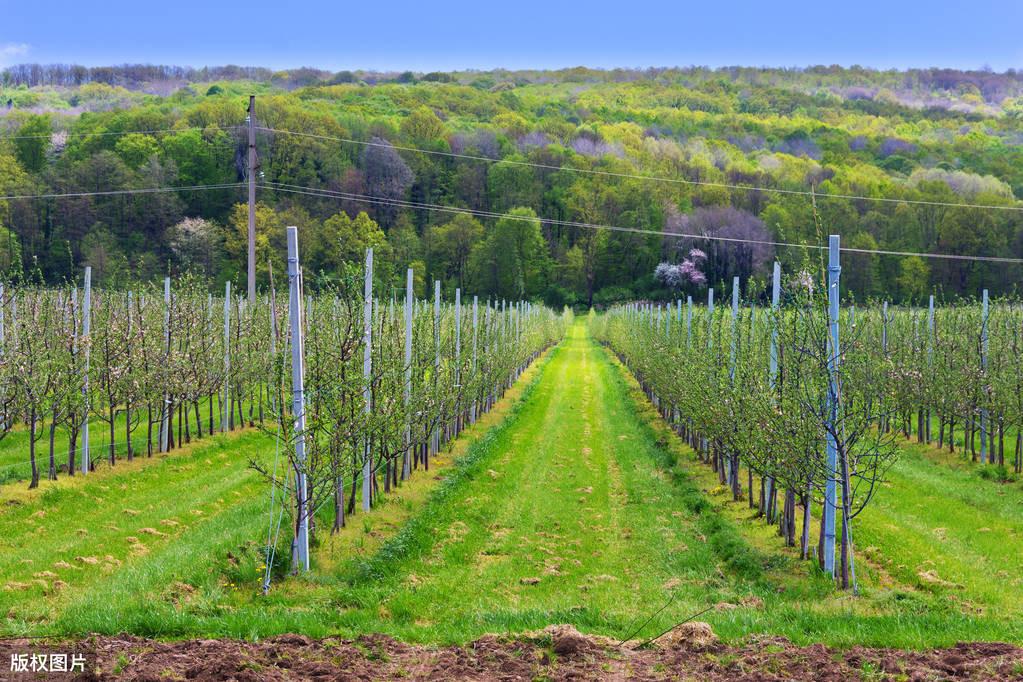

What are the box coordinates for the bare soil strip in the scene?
[2,626,1022,681]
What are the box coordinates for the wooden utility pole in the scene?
[247,95,257,304]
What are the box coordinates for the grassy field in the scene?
[0,395,260,485]
[1,321,1021,649]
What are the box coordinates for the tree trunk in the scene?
[146,403,154,456]
[193,401,203,439]
[800,484,812,561]
[125,405,134,461]
[109,404,116,465]
[346,471,359,516]
[839,447,852,590]
[29,409,39,489]
[996,422,1003,466]
[1015,432,1022,475]
[67,427,78,477]
[333,474,345,533]
[167,400,175,450]
[48,415,57,480]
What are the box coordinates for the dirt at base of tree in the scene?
[2,624,1021,681]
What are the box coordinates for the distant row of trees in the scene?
[0,64,454,91]
[6,63,1023,104]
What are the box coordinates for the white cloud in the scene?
[0,43,30,66]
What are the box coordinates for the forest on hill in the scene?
[2,64,1023,304]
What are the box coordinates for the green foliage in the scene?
[896,256,930,301]
[1,66,1022,301]
[468,207,549,299]
[13,114,50,173]
[114,133,161,169]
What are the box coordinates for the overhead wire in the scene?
[258,126,1023,214]
[0,125,244,141]
[261,181,1023,265]
[0,121,1019,262]
[0,182,246,202]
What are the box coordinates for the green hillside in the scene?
[2,65,1022,303]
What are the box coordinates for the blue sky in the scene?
[2,0,1022,72]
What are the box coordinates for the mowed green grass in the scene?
[0,394,263,485]
[321,322,771,642]
[855,443,1023,615]
[0,321,1021,649]
[610,331,1023,647]
[0,428,270,636]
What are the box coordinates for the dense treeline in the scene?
[1,65,1023,304]
[6,63,1023,106]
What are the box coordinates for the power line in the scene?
[258,126,1023,214]
[0,182,246,202]
[260,182,1023,265]
[1,124,1018,264]
[0,126,244,141]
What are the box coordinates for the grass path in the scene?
[327,319,763,643]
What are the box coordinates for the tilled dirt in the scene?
[1,624,1021,681]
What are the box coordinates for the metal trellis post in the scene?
[362,248,374,511]
[286,226,310,572]
[823,235,841,578]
